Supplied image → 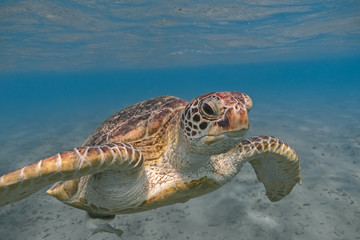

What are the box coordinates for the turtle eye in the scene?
[200,98,222,119]
[202,103,214,115]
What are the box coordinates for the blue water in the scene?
[0,1,360,240]
[1,58,359,133]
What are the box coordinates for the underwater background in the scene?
[0,0,359,239]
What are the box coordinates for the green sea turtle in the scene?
[0,91,300,236]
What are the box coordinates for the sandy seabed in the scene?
[0,101,359,240]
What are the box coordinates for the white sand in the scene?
[0,102,359,240]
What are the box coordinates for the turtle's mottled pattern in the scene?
[0,91,300,236]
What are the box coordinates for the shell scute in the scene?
[148,109,171,135]
[83,96,187,147]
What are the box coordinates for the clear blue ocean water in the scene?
[0,1,359,240]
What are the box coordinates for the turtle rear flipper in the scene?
[0,143,144,207]
[86,212,123,237]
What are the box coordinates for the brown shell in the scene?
[83,96,187,160]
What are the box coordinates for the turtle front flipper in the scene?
[0,143,144,207]
[214,136,301,202]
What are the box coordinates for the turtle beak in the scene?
[225,107,249,137]
[226,106,249,132]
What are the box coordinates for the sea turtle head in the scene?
[180,91,252,155]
